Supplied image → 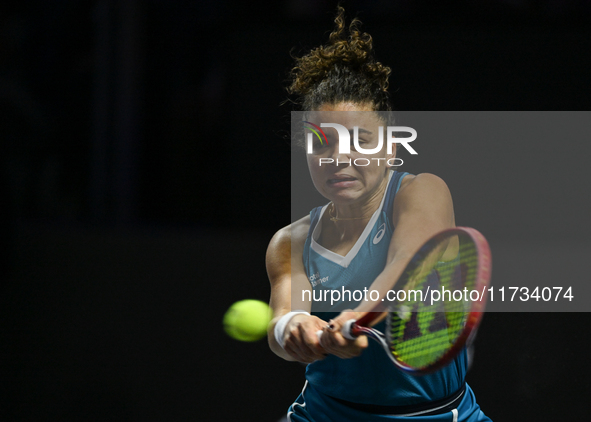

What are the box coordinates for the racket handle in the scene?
[316,318,358,341]
[341,319,358,340]
[316,319,359,342]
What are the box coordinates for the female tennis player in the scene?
[267,8,491,422]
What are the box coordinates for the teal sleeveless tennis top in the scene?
[303,170,468,406]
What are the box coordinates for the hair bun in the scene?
[288,6,391,110]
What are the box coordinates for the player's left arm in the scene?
[320,173,455,354]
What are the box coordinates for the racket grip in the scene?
[341,319,358,340]
[317,319,357,341]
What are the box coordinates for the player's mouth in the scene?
[327,175,358,187]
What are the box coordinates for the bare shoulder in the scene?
[396,173,452,205]
[267,215,311,252]
[398,173,449,194]
[393,173,454,226]
[267,215,310,259]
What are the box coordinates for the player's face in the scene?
[305,102,395,205]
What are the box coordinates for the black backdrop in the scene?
[1,1,591,421]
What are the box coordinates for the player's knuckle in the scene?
[285,336,298,348]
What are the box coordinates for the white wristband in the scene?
[274,311,310,349]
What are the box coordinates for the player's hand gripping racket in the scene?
[317,227,491,375]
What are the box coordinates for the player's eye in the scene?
[312,140,329,153]
[351,138,369,150]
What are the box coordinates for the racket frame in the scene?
[343,226,491,374]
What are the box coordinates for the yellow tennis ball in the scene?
[223,299,273,342]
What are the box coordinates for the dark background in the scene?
[1,0,591,420]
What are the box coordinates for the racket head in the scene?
[386,227,491,374]
[349,227,491,374]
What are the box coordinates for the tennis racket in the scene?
[317,226,491,375]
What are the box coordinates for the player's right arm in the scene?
[266,216,327,363]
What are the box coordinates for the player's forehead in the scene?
[306,103,383,133]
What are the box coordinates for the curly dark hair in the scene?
[287,6,392,112]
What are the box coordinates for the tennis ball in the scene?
[223,299,273,342]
